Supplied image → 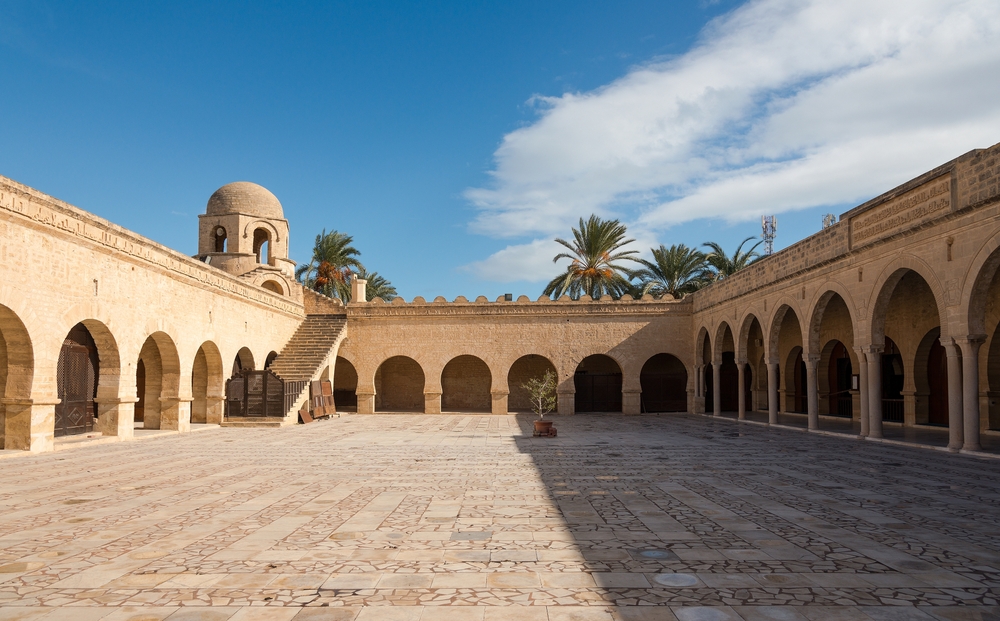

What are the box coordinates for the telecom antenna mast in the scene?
[762,215,777,256]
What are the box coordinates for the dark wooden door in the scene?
[574,373,622,412]
[55,325,98,437]
[226,370,286,418]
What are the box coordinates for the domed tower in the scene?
[197,182,298,297]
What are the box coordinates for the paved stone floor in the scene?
[0,414,998,621]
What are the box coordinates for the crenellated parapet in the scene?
[348,293,691,318]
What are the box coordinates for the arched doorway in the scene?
[787,347,807,414]
[882,337,904,423]
[639,353,687,412]
[923,330,949,426]
[375,356,424,412]
[137,333,181,430]
[700,332,713,412]
[192,342,224,424]
[253,228,271,265]
[0,306,35,449]
[334,356,358,412]
[55,323,99,436]
[507,355,557,412]
[442,355,491,412]
[264,351,278,369]
[574,355,622,413]
[826,341,853,418]
[232,347,255,377]
[719,351,739,412]
[772,306,804,415]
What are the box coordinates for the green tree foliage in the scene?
[633,244,710,299]
[543,215,639,300]
[521,370,557,418]
[295,229,364,301]
[703,237,762,280]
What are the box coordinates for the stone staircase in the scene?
[223,313,348,427]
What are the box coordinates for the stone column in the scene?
[424,391,442,414]
[95,397,137,438]
[805,354,820,431]
[767,360,778,425]
[957,335,985,452]
[557,390,575,415]
[941,337,963,451]
[866,345,884,439]
[205,395,225,424]
[356,391,375,414]
[736,359,747,420]
[491,390,508,416]
[3,398,57,452]
[160,397,192,432]
[623,389,642,415]
[712,360,721,417]
[854,347,869,437]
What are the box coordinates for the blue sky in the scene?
[2,1,999,300]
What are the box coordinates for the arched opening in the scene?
[700,332,713,412]
[232,347,255,377]
[507,355,558,412]
[191,342,224,424]
[0,305,34,450]
[875,269,941,426]
[574,355,622,413]
[969,244,1000,431]
[137,332,181,430]
[375,356,425,412]
[882,337,904,423]
[442,355,492,412]
[135,359,146,424]
[214,226,227,253]
[740,315,765,411]
[915,328,950,427]
[720,351,739,412]
[639,353,687,412]
[264,351,278,369]
[334,356,358,412]
[55,323,99,436]
[261,280,284,295]
[253,228,271,265]
[786,347,807,414]
[824,341,853,418]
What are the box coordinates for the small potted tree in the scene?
[523,370,558,437]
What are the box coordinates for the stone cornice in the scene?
[347,297,691,319]
[0,175,304,318]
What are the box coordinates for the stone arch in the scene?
[375,356,425,412]
[137,332,181,430]
[765,299,806,357]
[191,341,224,424]
[713,321,735,361]
[54,319,122,437]
[507,354,558,412]
[639,353,687,413]
[736,310,765,361]
[242,219,282,244]
[0,304,34,450]
[785,345,807,414]
[695,326,711,364]
[867,256,948,344]
[253,228,272,265]
[334,356,358,412]
[818,339,854,418]
[232,347,255,376]
[264,351,278,369]
[962,230,1000,335]
[574,354,623,413]
[213,225,227,252]
[441,355,492,412]
[913,327,949,426]
[806,284,860,354]
[261,280,284,295]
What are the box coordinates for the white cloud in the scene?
[464,0,1000,281]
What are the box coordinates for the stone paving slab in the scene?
[0,413,997,619]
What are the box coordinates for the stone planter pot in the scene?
[533,420,553,436]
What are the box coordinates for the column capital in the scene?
[711,357,723,366]
[862,344,884,355]
[735,357,748,366]
[955,334,987,346]
[803,353,821,365]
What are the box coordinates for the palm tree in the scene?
[356,267,397,302]
[296,229,364,301]
[703,237,762,280]
[543,215,640,299]
[633,244,710,299]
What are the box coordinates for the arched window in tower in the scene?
[253,228,271,265]
[214,226,227,253]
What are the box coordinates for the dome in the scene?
[206,182,284,219]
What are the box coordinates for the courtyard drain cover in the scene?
[450,531,492,541]
[653,573,699,587]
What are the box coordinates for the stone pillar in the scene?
[424,391,442,415]
[491,390,508,415]
[957,335,985,452]
[866,345,884,439]
[622,389,641,415]
[712,360,721,417]
[805,354,820,431]
[351,276,367,303]
[356,391,375,414]
[3,399,56,452]
[205,395,225,425]
[95,397,136,438]
[160,397,191,432]
[736,359,747,420]
[854,347,869,437]
[942,337,963,451]
[767,361,778,425]
[557,390,575,415]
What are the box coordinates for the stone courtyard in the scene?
[0,416,997,620]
